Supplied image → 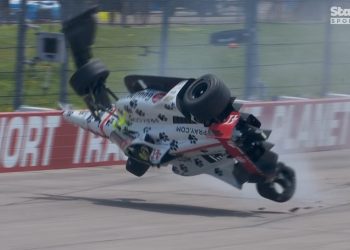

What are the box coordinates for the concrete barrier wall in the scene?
[1,97,349,172]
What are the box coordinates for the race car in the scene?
[61,7,296,203]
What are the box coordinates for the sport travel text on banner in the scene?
[0,111,126,173]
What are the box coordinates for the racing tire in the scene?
[70,59,109,96]
[256,163,296,203]
[126,158,150,177]
[254,150,278,175]
[182,74,231,124]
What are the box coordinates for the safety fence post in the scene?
[159,0,170,76]
[244,0,259,99]
[322,0,332,97]
[13,0,27,110]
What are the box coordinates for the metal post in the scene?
[59,3,69,104]
[244,0,258,99]
[13,0,27,110]
[59,44,69,104]
[159,1,170,76]
[322,0,332,97]
[60,0,81,21]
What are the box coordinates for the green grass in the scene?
[0,22,349,111]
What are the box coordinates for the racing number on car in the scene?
[225,114,239,125]
[150,149,162,162]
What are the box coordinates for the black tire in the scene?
[182,74,231,123]
[126,158,150,177]
[255,150,278,175]
[256,163,296,203]
[70,59,109,96]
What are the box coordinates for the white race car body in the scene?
[63,79,251,189]
[61,6,296,202]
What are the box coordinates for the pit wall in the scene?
[1,98,349,173]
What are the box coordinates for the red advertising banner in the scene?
[1,97,349,173]
[0,111,126,173]
[243,98,350,153]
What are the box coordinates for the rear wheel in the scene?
[256,163,296,202]
[182,74,231,124]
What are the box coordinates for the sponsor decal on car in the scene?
[152,92,166,103]
[130,117,160,123]
[133,89,159,102]
[176,126,209,136]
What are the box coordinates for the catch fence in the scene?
[0,0,349,110]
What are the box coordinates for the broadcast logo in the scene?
[330,6,350,24]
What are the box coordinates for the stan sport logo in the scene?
[330,6,350,24]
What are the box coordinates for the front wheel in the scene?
[70,59,109,96]
[256,163,296,202]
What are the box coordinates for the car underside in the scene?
[61,6,296,203]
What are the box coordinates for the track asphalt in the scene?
[0,150,349,250]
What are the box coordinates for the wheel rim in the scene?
[274,178,289,193]
[191,81,208,99]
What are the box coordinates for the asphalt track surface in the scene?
[1,150,350,250]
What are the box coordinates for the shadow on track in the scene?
[32,194,261,218]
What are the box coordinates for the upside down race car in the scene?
[61,7,296,202]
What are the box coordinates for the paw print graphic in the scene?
[124,105,132,114]
[214,168,223,176]
[158,132,169,142]
[65,111,73,117]
[170,140,179,151]
[164,103,176,110]
[188,134,198,144]
[136,109,145,116]
[180,164,188,173]
[194,158,203,167]
[172,166,180,174]
[143,127,151,133]
[129,99,138,109]
[158,114,168,121]
[86,115,94,123]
